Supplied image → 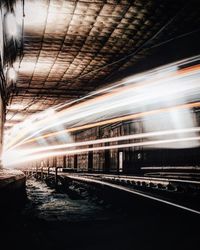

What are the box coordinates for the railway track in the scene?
[23,168,200,215]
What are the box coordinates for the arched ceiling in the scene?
[4,0,200,129]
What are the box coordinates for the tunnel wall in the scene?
[0,5,6,168]
[0,97,3,165]
[0,74,5,168]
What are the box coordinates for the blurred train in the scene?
[25,56,200,180]
[29,116,200,179]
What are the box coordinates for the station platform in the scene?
[0,169,26,209]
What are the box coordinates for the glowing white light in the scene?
[5,13,18,38]
[4,108,56,147]
[8,67,17,81]
[7,104,24,110]
[6,126,200,154]
[6,113,24,121]
[19,62,35,74]
[23,1,48,30]
[16,69,200,147]
[4,56,200,152]
[3,135,200,167]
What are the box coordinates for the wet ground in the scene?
[0,178,200,250]
[24,179,116,222]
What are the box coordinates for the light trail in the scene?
[5,61,200,150]
[4,135,200,167]
[5,126,200,156]
[54,57,200,111]
[17,66,200,136]
[5,73,153,148]
[7,101,200,149]
[4,77,166,149]
[4,127,200,165]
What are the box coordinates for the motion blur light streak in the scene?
[6,73,200,149]
[3,56,200,167]
[5,108,56,149]
[4,127,200,160]
[6,59,200,149]
[3,135,200,167]
[12,101,200,148]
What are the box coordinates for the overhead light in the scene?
[8,67,17,81]
[8,104,24,110]
[5,13,18,39]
